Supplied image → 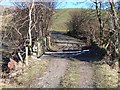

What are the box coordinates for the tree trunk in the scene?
[109,1,120,88]
[95,1,104,45]
[29,0,34,47]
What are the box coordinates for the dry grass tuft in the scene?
[0,56,49,88]
[60,60,80,88]
[93,62,119,88]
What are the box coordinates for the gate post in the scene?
[25,46,28,66]
[25,39,29,66]
[47,35,51,50]
[37,39,43,58]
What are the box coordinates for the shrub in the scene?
[66,9,99,39]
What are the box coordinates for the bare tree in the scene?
[93,0,104,45]
[1,0,55,66]
[66,9,99,46]
[81,0,120,71]
[108,1,120,88]
[29,0,35,47]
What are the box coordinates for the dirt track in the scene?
[28,32,95,88]
[78,61,94,88]
[29,56,69,88]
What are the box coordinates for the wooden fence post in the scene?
[25,46,28,66]
[37,39,43,58]
[48,36,51,49]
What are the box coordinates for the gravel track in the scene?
[28,32,95,88]
[29,56,69,88]
[78,61,95,88]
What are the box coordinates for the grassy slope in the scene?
[49,9,75,32]
[49,8,96,32]
[49,9,70,32]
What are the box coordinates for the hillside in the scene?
[49,8,95,32]
[0,5,16,15]
[50,9,81,32]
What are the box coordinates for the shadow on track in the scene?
[46,42,107,62]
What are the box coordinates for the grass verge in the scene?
[60,59,80,88]
[0,56,49,88]
[16,57,49,87]
[0,83,13,89]
[93,62,119,88]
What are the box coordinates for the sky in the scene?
[56,2,93,9]
[0,0,94,9]
[0,0,13,6]
[0,0,119,9]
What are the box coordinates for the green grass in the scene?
[49,8,96,32]
[60,59,80,88]
[49,9,71,32]
[50,9,85,32]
